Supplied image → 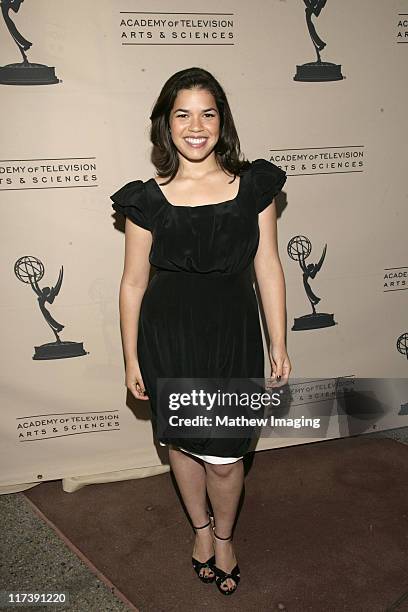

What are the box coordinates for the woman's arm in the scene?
[253,201,291,384]
[119,218,152,399]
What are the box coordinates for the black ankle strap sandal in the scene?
[212,531,241,596]
[191,515,215,584]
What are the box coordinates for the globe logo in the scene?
[14,255,44,284]
[396,333,408,359]
[287,235,312,261]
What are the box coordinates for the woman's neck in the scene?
[176,153,221,180]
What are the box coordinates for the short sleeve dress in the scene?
[110,159,287,460]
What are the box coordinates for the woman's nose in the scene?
[189,116,204,131]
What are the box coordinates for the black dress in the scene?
[111,158,287,458]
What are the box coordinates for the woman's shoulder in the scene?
[249,158,285,176]
[110,178,151,230]
[248,158,287,183]
[110,175,163,202]
[248,159,287,213]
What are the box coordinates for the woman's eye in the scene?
[175,113,216,119]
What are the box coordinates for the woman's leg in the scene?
[168,447,214,578]
[205,460,244,592]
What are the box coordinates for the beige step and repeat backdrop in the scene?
[1,1,407,493]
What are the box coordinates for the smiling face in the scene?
[168,87,221,163]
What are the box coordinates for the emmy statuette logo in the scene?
[396,333,408,415]
[294,0,344,82]
[288,235,336,331]
[0,0,60,85]
[14,256,87,360]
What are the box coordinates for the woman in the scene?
[111,67,291,596]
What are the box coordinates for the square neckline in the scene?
[149,173,242,209]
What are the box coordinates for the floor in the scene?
[1,427,407,612]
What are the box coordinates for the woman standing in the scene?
[111,67,291,596]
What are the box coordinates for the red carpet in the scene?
[23,436,408,611]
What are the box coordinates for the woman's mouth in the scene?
[184,137,208,149]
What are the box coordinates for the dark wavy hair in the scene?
[149,67,250,185]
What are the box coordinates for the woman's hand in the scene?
[269,344,291,387]
[125,359,149,400]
